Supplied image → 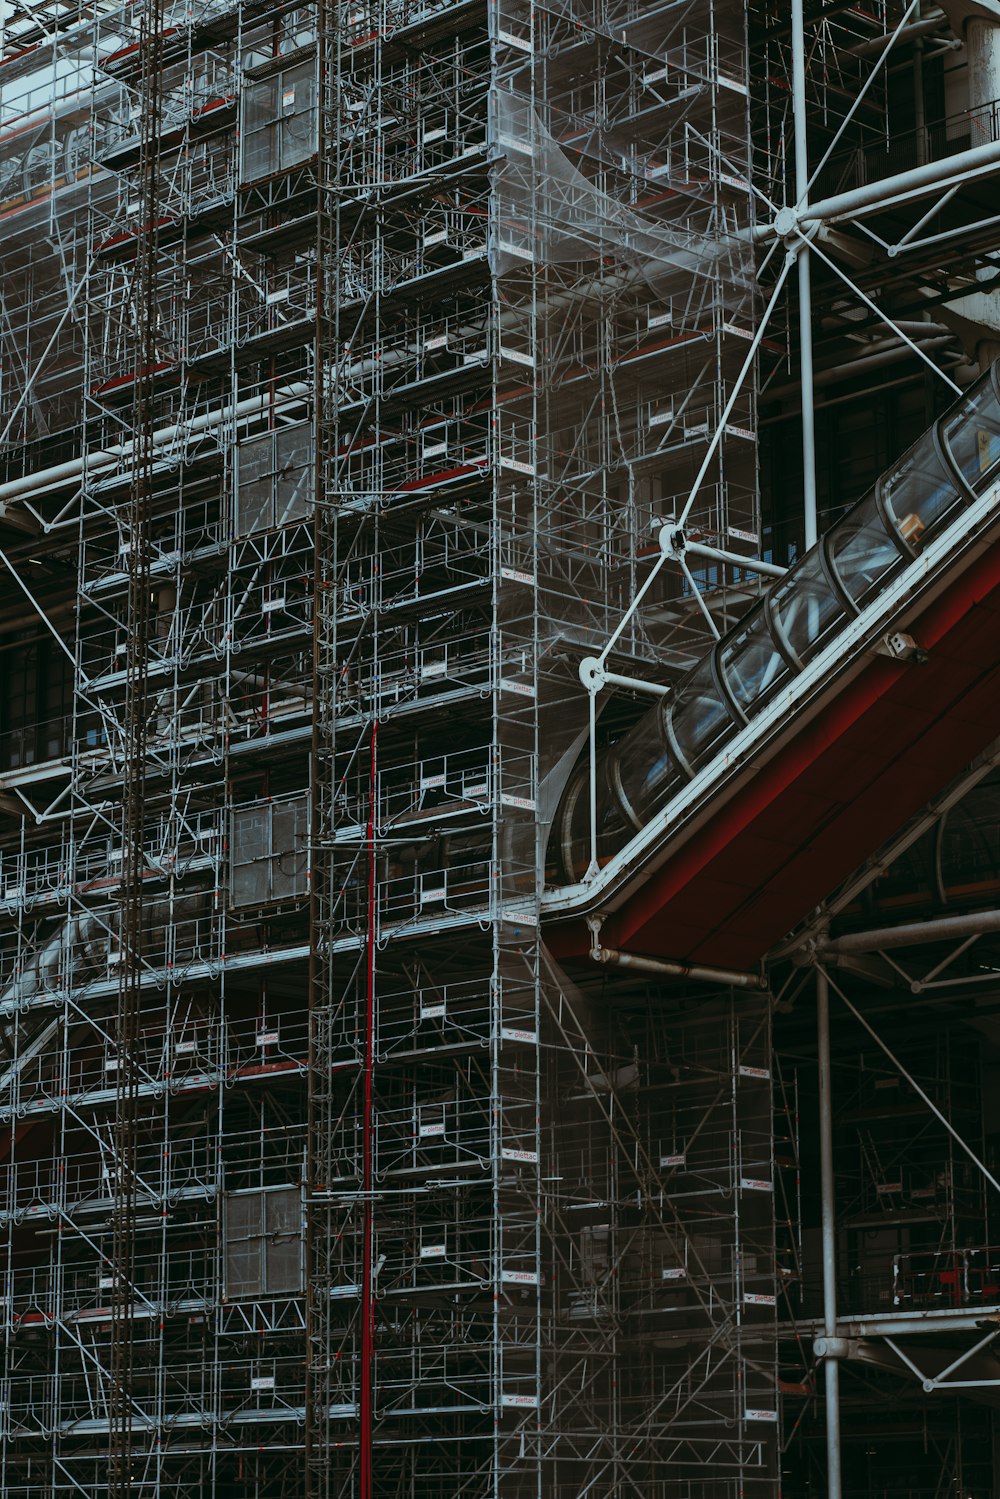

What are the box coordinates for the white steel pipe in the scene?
[590,944,769,990]
[800,135,1000,224]
[0,382,311,510]
[819,907,1000,953]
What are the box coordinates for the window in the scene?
[236,423,313,536]
[241,58,317,183]
[231,794,310,909]
[224,1186,302,1298]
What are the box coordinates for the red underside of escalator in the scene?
[546,541,1000,971]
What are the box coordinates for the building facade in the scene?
[0,0,998,1495]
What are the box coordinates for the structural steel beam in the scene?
[820,907,1000,954]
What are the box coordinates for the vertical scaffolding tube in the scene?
[791,0,818,548]
[816,966,842,1499]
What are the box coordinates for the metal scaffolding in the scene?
[1,0,1000,1495]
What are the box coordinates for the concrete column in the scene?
[969,21,1000,367]
[966,16,1000,137]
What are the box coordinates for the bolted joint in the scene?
[773,205,799,242]
[658,521,686,560]
[814,1335,853,1360]
[579,656,606,693]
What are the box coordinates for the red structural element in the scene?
[360,719,377,1499]
[547,538,1000,970]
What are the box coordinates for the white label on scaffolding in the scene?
[175,1040,197,1055]
[501,567,534,586]
[425,334,448,351]
[728,526,759,544]
[263,596,286,613]
[501,679,536,698]
[722,321,753,341]
[745,1409,778,1424]
[740,1178,773,1193]
[503,908,537,927]
[423,442,448,459]
[423,229,448,247]
[496,28,532,49]
[465,782,489,798]
[420,1241,447,1258]
[257,1031,279,1046]
[282,88,295,110]
[744,1292,776,1306]
[420,885,446,904]
[422,126,446,144]
[501,1392,538,1408]
[266,287,290,304]
[500,456,535,477]
[501,793,536,812]
[501,1027,536,1045]
[501,1269,539,1286]
[876,1181,903,1194]
[661,1267,686,1281]
[419,1121,445,1138]
[99,1276,116,1290]
[501,1147,538,1164]
[464,350,488,365]
[739,1065,770,1081]
[725,424,755,441]
[500,346,535,367]
[4,886,23,902]
[496,239,534,260]
[718,74,749,95]
[719,172,749,192]
[659,1152,686,1168]
[420,1003,446,1020]
[251,1376,275,1391]
[329,1282,360,1299]
[420,773,446,790]
[643,66,668,84]
[649,409,674,427]
[462,246,483,259]
[648,311,672,329]
[422,659,448,678]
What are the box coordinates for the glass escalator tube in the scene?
[826,484,911,608]
[717,595,796,719]
[769,547,849,668]
[938,362,1000,500]
[612,709,681,833]
[878,419,966,555]
[665,654,739,783]
[557,362,1000,888]
[556,752,636,884]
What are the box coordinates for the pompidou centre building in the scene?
[2,0,1000,1494]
